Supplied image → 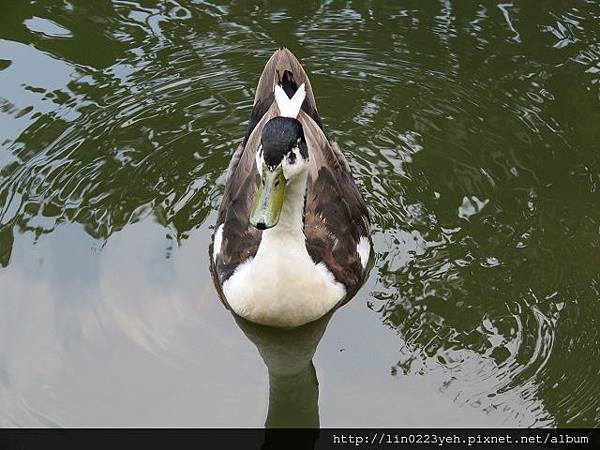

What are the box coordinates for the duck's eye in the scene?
[287,150,297,165]
[262,178,266,186]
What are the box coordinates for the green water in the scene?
[1,0,599,427]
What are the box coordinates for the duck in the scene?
[211,48,371,328]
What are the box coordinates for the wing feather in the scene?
[300,111,371,297]
[216,104,279,283]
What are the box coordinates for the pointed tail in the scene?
[243,48,324,146]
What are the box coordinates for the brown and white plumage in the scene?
[212,48,371,327]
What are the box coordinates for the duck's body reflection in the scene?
[232,312,332,430]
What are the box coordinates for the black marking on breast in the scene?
[302,190,307,227]
[298,140,308,160]
[287,149,297,164]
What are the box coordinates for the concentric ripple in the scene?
[1,0,600,427]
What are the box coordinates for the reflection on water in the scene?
[234,313,331,429]
[234,314,331,447]
[1,0,600,427]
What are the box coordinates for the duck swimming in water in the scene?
[212,48,371,327]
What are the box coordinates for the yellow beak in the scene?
[250,167,286,230]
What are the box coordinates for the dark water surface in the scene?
[1,0,600,427]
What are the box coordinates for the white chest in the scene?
[222,230,346,327]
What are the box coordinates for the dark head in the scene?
[250,116,309,230]
[260,116,308,168]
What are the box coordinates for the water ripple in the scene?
[1,0,600,426]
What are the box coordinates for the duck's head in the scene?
[250,116,309,230]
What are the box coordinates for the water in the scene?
[1,0,599,427]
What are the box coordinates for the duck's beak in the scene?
[250,166,286,230]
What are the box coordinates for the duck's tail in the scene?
[255,48,318,111]
[243,48,324,146]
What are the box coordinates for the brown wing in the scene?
[300,111,371,299]
[215,105,272,284]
